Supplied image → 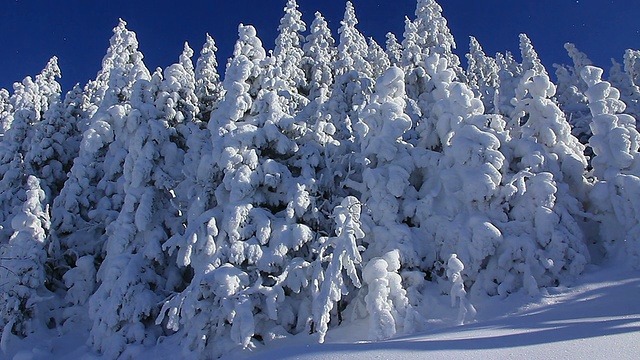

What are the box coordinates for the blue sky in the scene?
[1,0,639,92]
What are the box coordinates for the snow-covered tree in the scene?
[0,176,51,338]
[367,38,391,81]
[385,32,402,67]
[466,36,499,113]
[88,68,186,357]
[51,19,151,259]
[195,34,223,122]
[610,56,640,127]
[553,43,593,148]
[495,51,522,117]
[273,0,307,112]
[510,35,589,201]
[327,1,374,146]
[3,0,640,356]
[25,87,83,201]
[402,0,465,83]
[446,254,475,325]
[353,66,418,339]
[312,196,365,343]
[0,58,61,242]
[0,88,12,137]
[302,11,336,103]
[582,65,640,267]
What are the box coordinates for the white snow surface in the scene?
[4,264,640,359]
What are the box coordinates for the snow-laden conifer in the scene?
[0,88,12,137]
[312,196,365,343]
[367,38,391,82]
[472,40,591,295]
[553,43,593,147]
[610,57,640,127]
[273,0,307,111]
[385,32,402,67]
[51,19,151,259]
[582,65,640,267]
[0,59,61,242]
[353,67,419,339]
[495,51,522,116]
[25,87,83,201]
[88,67,186,357]
[510,35,588,201]
[327,1,373,146]
[402,0,465,82]
[0,176,51,338]
[302,11,336,103]
[466,36,499,114]
[195,34,223,121]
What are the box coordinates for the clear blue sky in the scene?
[1,0,639,92]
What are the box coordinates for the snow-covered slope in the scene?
[236,265,640,360]
[5,265,639,359]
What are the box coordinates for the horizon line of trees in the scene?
[1,0,639,358]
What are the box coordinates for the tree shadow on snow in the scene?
[256,275,640,358]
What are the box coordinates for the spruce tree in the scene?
[610,57,640,128]
[495,51,522,117]
[0,88,12,137]
[354,66,418,338]
[0,176,51,338]
[0,58,61,242]
[51,19,151,258]
[327,1,373,146]
[195,34,224,122]
[553,43,593,150]
[466,36,499,114]
[582,65,640,266]
[273,0,307,113]
[301,11,336,105]
[385,32,402,67]
[511,34,589,201]
[88,67,186,357]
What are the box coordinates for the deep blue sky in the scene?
[1,0,639,93]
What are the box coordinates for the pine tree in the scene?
[466,36,499,113]
[195,34,224,122]
[273,0,307,113]
[51,19,151,258]
[25,86,83,201]
[610,57,640,128]
[158,24,271,356]
[353,66,418,339]
[495,51,522,117]
[402,0,465,82]
[385,32,402,67]
[367,38,391,81]
[510,35,589,201]
[0,176,51,338]
[553,43,593,150]
[0,58,61,242]
[158,42,199,125]
[582,65,640,267]
[88,67,186,357]
[0,88,12,137]
[301,11,336,105]
[327,1,374,146]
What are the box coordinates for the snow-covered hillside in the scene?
[4,265,640,359]
[1,0,640,359]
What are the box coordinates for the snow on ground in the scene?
[4,264,640,360]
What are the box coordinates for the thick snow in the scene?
[3,0,640,358]
[4,265,640,359]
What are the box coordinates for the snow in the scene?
[3,0,640,358]
[3,265,639,359]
